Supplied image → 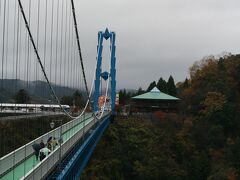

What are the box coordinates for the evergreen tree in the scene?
[119,90,123,104]
[137,87,144,95]
[73,90,83,107]
[61,96,73,105]
[119,89,129,105]
[14,89,30,103]
[146,81,156,92]
[167,76,177,96]
[157,78,168,93]
[183,78,190,88]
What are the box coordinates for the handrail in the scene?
[0,113,92,177]
[23,112,109,180]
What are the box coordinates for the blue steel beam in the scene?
[93,28,117,112]
[110,32,116,111]
[93,32,104,112]
[56,115,111,180]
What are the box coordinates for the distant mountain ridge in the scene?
[0,79,84,103]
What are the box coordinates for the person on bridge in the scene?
[47,136,53,150]
[32,143,41,161]
[51,137,59,151]
[39,144,51,161]
[40,140,45,149]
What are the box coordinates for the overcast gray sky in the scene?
[73,0,240,89]
[1,0,240,90]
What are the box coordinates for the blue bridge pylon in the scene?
[50,29,117,179]
[94,28,117,112]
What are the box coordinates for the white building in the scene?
[0,103,70,113]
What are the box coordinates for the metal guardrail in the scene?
[56,114,111,179]
[22,115,98,180]
[0,113,92,178]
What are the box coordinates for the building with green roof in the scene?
[131,87,180,112]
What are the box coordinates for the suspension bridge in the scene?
[0,0,116,179]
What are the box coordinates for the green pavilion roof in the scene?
[132,87,180,100]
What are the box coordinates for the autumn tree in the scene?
[82,54,240,179]
[201,92,227,118]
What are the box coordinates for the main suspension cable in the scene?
[4,0,9,79]
[55,0,59,86]
[17,0,98,120]
[64,0,68,87]
[17,0,73,118]
[70,0,89,96]
[50,0,54,83]
[1,0,6,91]
[59,0,64,86]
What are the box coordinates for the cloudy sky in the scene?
[1,0,240,90]
[73,0,240,89]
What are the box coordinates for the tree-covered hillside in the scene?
[0,79,84,103]
[82,54,240,179]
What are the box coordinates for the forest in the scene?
[81,54,240,179]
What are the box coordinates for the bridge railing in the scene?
[0,113,92,177]
[22,113,108,180]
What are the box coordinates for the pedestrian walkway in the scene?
[0,115,94,180]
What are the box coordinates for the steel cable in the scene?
[4,0,9,80]
[13,2,20,178]
[18,0,73,118]
[43,0,48,99]
[71,0,89,96]
[59,0,64,86]
[17,0,112,122]
[50,0,54,83]
[1,0,6,92]
[17,0,95,119]
[63,0,68,88]
[55,0,59,87]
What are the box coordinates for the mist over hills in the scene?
[0,79,84,103]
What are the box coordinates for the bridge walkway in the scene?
[0,114,94,180]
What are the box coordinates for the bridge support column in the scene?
[110,32,116,111]
[93,28,117,112]
[94,32,104,112]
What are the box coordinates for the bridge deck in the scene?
[0,116,94,180]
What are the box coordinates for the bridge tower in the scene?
[94,28,116,112]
